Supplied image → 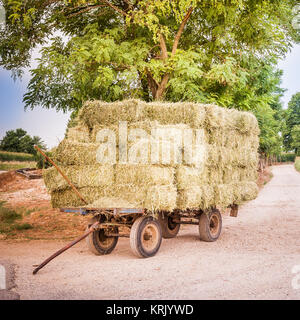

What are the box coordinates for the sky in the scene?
[0,44,300,150]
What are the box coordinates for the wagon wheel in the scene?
[158,212,180,238]
[130,216,162,258]
[198,208,222,242]
[86,217,118,255]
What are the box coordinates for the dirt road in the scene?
[0,164,299,300]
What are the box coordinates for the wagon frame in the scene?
[60,206,226,258]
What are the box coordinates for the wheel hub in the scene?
[141,225,158,251]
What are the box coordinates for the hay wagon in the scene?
[60,205,229,258]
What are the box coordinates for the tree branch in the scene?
[102,0,128,17]
[159,33,168,60]
[171,7,193,56]
[64,5,107,18]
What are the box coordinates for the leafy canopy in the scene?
[0,0,299,108]
[0,0,299,157]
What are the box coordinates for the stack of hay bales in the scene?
[43,99,259,211]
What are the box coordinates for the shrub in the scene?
[277,153,296,163]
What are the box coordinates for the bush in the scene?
[295,159,300,173]
[277,153,296,163]
[35,151,53,169]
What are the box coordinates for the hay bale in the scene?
[50,185,146,208]
[143,101,206,128]
[79,99,143,128]
[145,185,177,211]
[80,99,206,129]
[214,184,235,208]
[208,166,224,185]
[177,184,215,210]
[54,140,100,165]
[43,165,114,192]
[223,166,241,184]
[89,197,139,208]
[115,164,174,186]
[50,184,177,210]
[239,181,259,202]
[177,186,203,210]
[240,168,258,181]
[205,105,259,134]
[176,166,209,189]
[66,125,91,143]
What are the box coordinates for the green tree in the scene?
[0,0,299,111]
[283,92,300,153]
[291,125,300,155]
[0,129,47,154]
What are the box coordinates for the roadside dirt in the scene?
[0,165,299,300]
[0,172,88,240]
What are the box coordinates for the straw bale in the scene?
[144,185,177,211]
[176,166,209,189]
[115,164,174,186]
[43,164,114,192]
[66,124,90,143]
[80,99,206,129]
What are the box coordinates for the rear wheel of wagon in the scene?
[199,209,222,242]
[130,216,162,258]
[158,213,180,238]
[86,218,118,255]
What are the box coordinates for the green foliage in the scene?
[277,153,296,163]
[0,150,35,162]
[1,0,299,158]
[1,0,299,106]
[0,128,46,154]
[35,151,53,169]
[291,125,300,156]
[295,158,300,172]
[283,93,300,154]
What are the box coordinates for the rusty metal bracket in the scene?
[229,204,239,217]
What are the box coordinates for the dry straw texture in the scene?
[44,99,259,211]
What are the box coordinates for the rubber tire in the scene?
[130,216,162,258]
[199,209,222,242]
[158,212,180,238]
[86,218,118,255]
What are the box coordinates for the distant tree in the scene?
[291,125,300,156]
[0,129,47,154]
[283,92,300,153]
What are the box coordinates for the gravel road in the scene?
[0,164,299,300]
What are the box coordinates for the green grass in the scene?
[0,201,33,235]
[295,159,300,173]
[0,151,35,162]
[0,161,36,171]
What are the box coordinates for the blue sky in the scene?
[0,44,300,149]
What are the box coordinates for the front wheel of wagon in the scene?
[130,216,162,258]
[86,218,118,255]
[158,212,180,238]
[199,209,222,242]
